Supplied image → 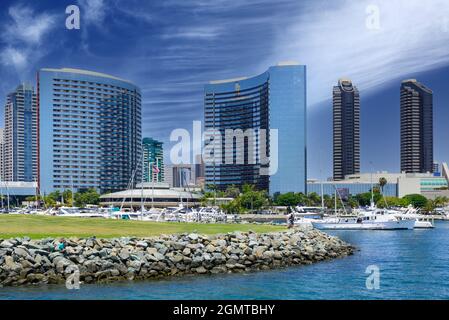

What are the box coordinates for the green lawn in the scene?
[0,215,284,239]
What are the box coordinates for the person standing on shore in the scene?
[287,212,295,228]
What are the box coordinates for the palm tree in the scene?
[379,177,387,193]
[307,192,321,206]
[433,196,449,208]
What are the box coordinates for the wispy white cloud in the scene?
[0,47,27,69]
[78,0,107,26]
[161,26,223,40]
[270,0,449,106]
[0,4,57,73]
[76,0,110,54]
[3,5,56,45]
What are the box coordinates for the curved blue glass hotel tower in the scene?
[38,68,142,193]
[204,63,307,194]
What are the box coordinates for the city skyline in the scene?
[0,0,449,180]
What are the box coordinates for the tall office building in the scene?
[172,165,193,188]
[38,68,142,193]
[0,128,4,181]
[194,154,205,186]
[333,79,360,181]
[400,79,433,173]
[163,164,193,188]
[142,138,164,183]
[433,162,440,175]
[3,84,38,182]
[204,62,307,194]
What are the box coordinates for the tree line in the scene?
[25,188,100,208]
[202,180,449,214]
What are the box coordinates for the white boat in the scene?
[56,207,109,218]
[414,220,434,229]
[294,217,317,228]
[391,206,434,229]
[312,211,415,230]
[294,206,324,219]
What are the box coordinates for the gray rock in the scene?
[14,247,30,258]
[33,249,50,256]
[0,240,14,248]
[136,241,148,248]
[170,254,184,264]
[196,266,207,274]
[146,247,158,255]
[188,233,199,241]
[119,249,130,260]
[4,256,21,272]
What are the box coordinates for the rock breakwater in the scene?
[0,228,354,287]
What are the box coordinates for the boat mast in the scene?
[151,160,155,209]
[141,148,144,213]
[70,175,75,208]
[320,170,324,212]
[334,186,337,216]
[0,179,3,210]
[6,181,10,211]
[370,161,374,207]
[34,177,38,209]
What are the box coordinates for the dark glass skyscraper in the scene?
[333,79,360,181]
[400,79,433,173]
[204,63,307,194]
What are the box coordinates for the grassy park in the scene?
[0,215,284,239]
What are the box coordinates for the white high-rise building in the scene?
[0,128,4,181]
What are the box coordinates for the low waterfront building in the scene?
[99,182,202,209]
[308,165,449,199]
[0,181,37,206]
[307,179,398,198]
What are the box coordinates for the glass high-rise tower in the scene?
[142,138,164,183]
[38,68,142,193]
[333,79,360,181]
[400,79,433,173]
[3,84,38,182]
[204,62,307,194]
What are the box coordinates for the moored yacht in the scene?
[391,206,434,229]
[56,207,108,218]
[312,210,415,230]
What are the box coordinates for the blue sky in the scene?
[1,0,448,180]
